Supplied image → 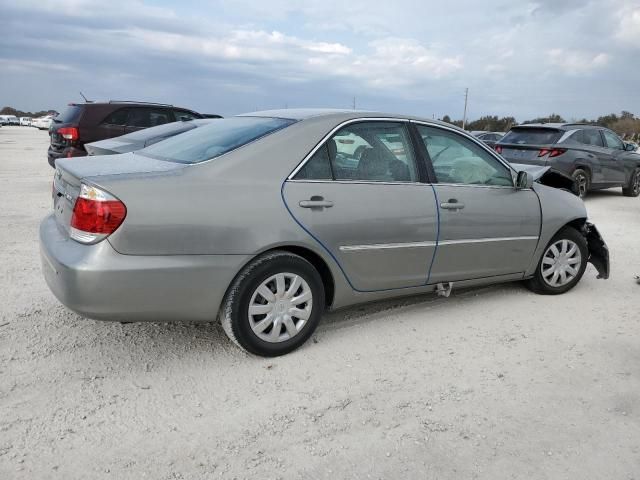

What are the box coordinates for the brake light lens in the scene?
[494,145,503,154]
[70,184,126,244]
[538,148,566,158]
[58,127,79,141]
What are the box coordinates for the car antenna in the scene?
[79,91,93,103]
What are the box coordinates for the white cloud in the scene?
[547,48,609,74]
[616,6,640,45]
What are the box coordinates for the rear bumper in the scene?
[47,145,86,168]
[39,214,250,322]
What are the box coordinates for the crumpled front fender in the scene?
[583,222,609,279]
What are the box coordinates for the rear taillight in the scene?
[494,145,503,154]
[58,126,79,142]
[70,184,126,244]
[538,148,566,158]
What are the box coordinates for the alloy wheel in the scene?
[541,239,582,287]
[248,273,313,343]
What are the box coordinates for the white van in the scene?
[20,117,32,126]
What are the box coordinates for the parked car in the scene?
[20,117,32,126]
[84,118,220,156]
[47,101,209,167]
[471,131,504,148]
[0,115,19,125]
[495,123,640,197]
[41,109,609,356]
[33,115,54,130]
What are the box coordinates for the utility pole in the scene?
[462,88,469,130]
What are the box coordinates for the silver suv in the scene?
[496,123,640,197]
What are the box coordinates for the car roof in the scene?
[237,108,460,129]
[513,123,601,130]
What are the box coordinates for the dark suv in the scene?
[47,101,205,167]
[496,123,640,197]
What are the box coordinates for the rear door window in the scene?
[102,109,129,126]
[501,128,562,145]
[575,129,604,147]
[294,145,333,180]
[126,108,172,128]
[328,122,419,182]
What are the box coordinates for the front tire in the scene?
[572,168,590,198]
[622,167,640,197]
[219,251,325,356]
[525,227,588,295]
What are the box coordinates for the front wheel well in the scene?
[566,218,587,233]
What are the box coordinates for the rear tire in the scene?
[622,167,640,197]
[525,227,588,295]
[572,168,590,198]
[219,251,325,357]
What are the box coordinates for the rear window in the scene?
[55,105,83,124]
[501,128,562,145]
[138,117,295,164]
[120,121,196,141]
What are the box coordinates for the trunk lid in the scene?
[52,153,186,232]
[499,144,550,165]
[85,138,141,156]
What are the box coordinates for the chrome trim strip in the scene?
[287,117,411,180]
[286,179,427,186]
[438,236,539,246]
[340,236,539,252]
[339,241,437,252]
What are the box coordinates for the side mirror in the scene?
[624,142,637,152]
[516,171,533,189]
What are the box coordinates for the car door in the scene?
[601,129,627,184]
[283,120,439,292]
[414,123,541,282]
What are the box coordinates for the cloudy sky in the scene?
[1,0,639,120]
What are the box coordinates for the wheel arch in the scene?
[268,245,335,309]
[226,244,336,310]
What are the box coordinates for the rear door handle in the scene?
[299,197,334,208]
[440,200,465,210]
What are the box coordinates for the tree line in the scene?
[441,111,640,141]
[1,106,59,118]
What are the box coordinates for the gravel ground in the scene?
[1,125,639,479]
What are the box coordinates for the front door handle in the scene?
[440,199,465,210]
[299,196,334,208]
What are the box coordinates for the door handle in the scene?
[440,199,465,210]
[299,197,334,208]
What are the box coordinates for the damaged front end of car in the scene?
[511,163,579,194]
[582,222,610,279]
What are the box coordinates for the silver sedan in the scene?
[40,109,609,356]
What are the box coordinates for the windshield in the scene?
[138,117,295,164]
[501,128,562,145]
